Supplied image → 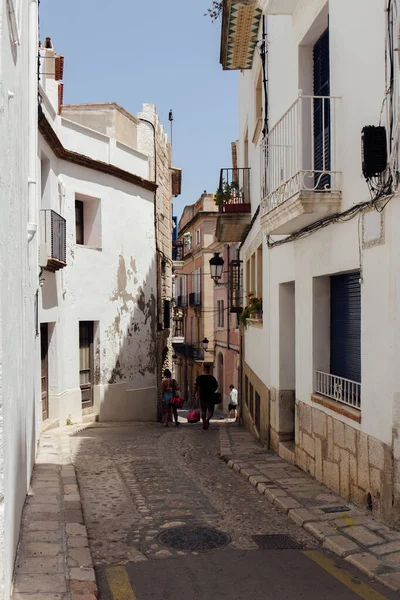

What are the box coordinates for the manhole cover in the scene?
[252,535,302,549]
[320,505,350,514]
[157,526,231,552]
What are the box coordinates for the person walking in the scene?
[193,364,218,430]
[228,384,238,420]
[161,369,180,427]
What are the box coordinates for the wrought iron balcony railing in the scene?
[176,295,187,308]
[261,95,341,214]
[216,168,251,214]
[172,240,184,261]
[39,209,67,271]
[315,371,361,410]
[171,342,204,361]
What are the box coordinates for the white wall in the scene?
[238,0,399,447]
[0,1,40,598]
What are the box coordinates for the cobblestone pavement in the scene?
[220,424,400,592]
[69,420,316,568]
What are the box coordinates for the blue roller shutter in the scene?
[313,28,331,189]
[330,272,361,383]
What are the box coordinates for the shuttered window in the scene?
[313,28,331,188]
[330,272,361,383]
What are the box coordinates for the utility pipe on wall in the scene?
[27,0,39,242]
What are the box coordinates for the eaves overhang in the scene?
[220,0,263,71]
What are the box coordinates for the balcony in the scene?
[315,371,361,411]
[189,292,201,307]
[176,295,187,309]
[39,209,67,272]
[215,167,252,243]
[260,95,342,235]
[220,0,263,71]
[172,342,204,362]
[172,240,184,270]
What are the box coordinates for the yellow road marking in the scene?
[303,551,389,600]
[106,566,136,600]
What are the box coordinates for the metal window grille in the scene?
[230,260,243,313]
[315,371,361,410]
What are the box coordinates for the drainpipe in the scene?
[27,0,39,242]
[227,244,230,351]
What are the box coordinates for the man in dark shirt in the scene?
[193,364,218,430]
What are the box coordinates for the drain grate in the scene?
[252,535,302,550]
[158,526,231,552]
[320,506,350,514]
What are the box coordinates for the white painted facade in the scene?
[0,1,40,597]
[38,48,158,424]
[234,0,400,524]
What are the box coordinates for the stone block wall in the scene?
[242,362,270,444]
[296,400,394,525]
[269,387,295,451]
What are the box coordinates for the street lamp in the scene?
[202,338,209,352]
[209,252,224,283]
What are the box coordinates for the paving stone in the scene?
[16,556,63,574]
[69,568,96,582]
[288,509,315,526]
[341,525,386,547]
[22,543,62,557]
[304,521,340,542]
[375,572,400,591]
[13,574,67,594]
[264,488,288,503]
[67,548,93,568]
[70,580,98,595]
[381,552,400,565]
[248,475,271,487]
[274,496,302,513]
[24,531,62,543]
[63,485,79,494]
[323,535,360,557]
[370,541,400,556]
[65,509,84,524]
[64,494,80,502]
[13,594,67,600]
[345,552,382,577]
[28,495,60,505]
[26,521,60,532]
[27,504,60,514]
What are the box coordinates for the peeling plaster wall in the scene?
[0,3,40,598]
[39,139,157,423]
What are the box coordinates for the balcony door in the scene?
[313,28,331,189]
[79,321,94,408]
[40,324,49,421]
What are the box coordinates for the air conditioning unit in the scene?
[361,126,387,179]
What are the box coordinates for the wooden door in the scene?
[79,321,94,408]
[40,324,49,420]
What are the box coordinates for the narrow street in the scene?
[69,420,397,600]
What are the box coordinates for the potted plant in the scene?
[239,292,263,328]
[214,180,243,210]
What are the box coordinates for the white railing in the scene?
[315,371,361,410]
[261,94,341,214]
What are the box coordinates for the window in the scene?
[249,383,254,417]
[255,391,261,430]
[195,228,201,246]
[246,259,251,296]
[250,254,256,295]
[75,194,102,248]
[217,300,225,328]
[245,375,249,408]
[75,200,84,245]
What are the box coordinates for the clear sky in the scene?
[39,0,238,219]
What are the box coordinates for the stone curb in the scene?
[219,428,399,592]
[62,430,99,599]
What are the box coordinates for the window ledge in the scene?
[311,393,361,423]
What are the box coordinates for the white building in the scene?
[0,1,40,597]
[220,0,400,525]
[38,42,159,424]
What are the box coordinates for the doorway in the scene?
[40,323,49,421]
[79,321,94,408]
